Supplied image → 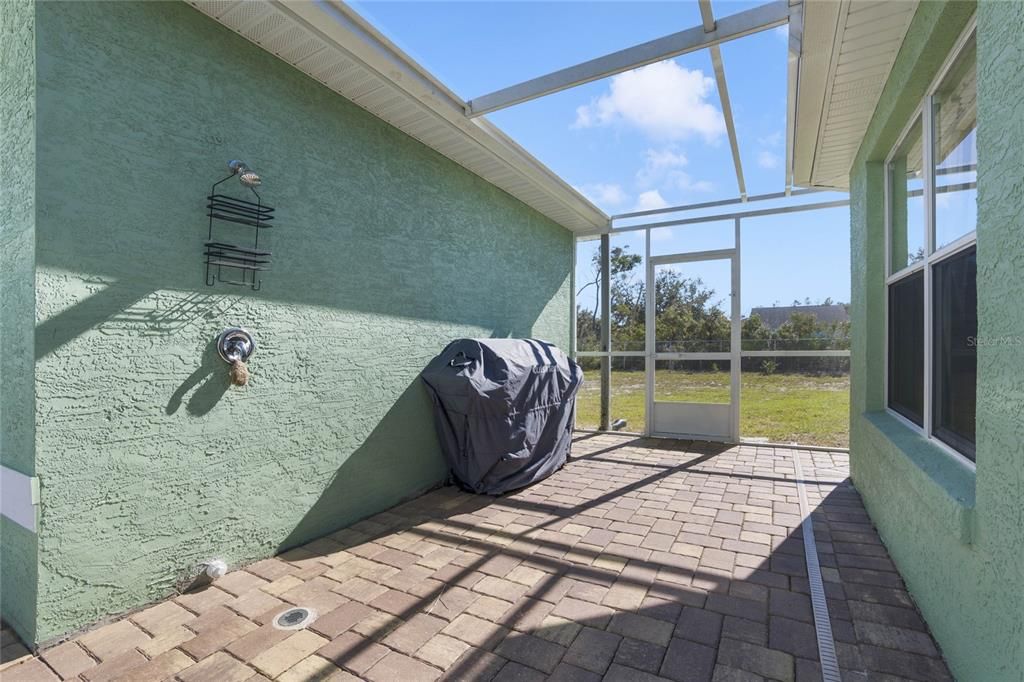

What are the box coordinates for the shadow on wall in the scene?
[33,1,570,361]
[25,0,571,643]
[0,520,38,647]
[278,377,447,552]
[165,337,231,416]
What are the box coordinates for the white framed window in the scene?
[884,20,977,465]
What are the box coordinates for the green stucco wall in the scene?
[849,1,1024,679]
[1,0,39,645]
[28,0,572,644]
[1,0,37,477]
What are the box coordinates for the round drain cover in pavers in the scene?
[272,607,317,630]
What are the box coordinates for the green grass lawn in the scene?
[576,369,849,448]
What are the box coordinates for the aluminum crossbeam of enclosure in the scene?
[611,188,824,222]
[465,1,790,117]
[699,0,747,201]
[609,198,850,234]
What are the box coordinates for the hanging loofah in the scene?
[230,359,250,386]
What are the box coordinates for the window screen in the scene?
[888,271,924,425]
[932,247,977,459]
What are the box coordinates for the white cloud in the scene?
[573,60,725,142]
[574,182,628,207]
[675,174,714,193]
[758,130,783,148]
[758,151,781,169]
[774,25,788,42]
[634,190,670,212]
[636,147,714,194]
[636,147,687,187]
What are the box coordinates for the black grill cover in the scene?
[421,339,583,495]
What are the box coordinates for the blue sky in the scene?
[349,1,851,315]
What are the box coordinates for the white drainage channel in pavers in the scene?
[793,452,842,682]
[272,607,318,631]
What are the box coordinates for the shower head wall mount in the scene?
[217,328,255,387]
[217,327,256,364]
[228,159,262,187]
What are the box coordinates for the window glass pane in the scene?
[740,356,850,447]
[933,33,977,251]
[575,239,602,352]
[654,259,732,353]
[888,118,926,273]
[888,271,924,425]
[610,232,645,352]
[654,360,730,404]
[933,247,977,460]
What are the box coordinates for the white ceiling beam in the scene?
[465,0,790,117]
[698,0,747,201]
[785,1,804,194]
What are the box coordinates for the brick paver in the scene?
[5,435,952,681]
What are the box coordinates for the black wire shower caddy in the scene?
[204,173,273,290]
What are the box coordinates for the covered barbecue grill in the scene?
[421,338,583,495]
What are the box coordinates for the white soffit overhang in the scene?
[792,0,919,189]
[187,0,608,234]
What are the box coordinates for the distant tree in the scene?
[742,313,771,350]
[777,312,819,349]
[576,246,850,368]
[577,246,642,349]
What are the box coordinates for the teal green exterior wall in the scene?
[849,1,1024,679]
[1,0,39,645]
[25,1,572,644]
[1,518,38,642]
[1,0,37,477]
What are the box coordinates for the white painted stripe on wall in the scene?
[0,465,39,532]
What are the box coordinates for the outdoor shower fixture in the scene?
[205,160,274,290]
[228,159,262,187]
[217,327,256,386]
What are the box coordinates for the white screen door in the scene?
[645,248,740,441]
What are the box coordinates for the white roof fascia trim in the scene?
[808,0,851,189]
[791,0,918,189]
[250,0,608,231]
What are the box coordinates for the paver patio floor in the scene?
[2,433,951,681]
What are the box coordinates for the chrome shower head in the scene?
[228,159,262,187]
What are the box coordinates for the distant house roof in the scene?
[749,304,849,330]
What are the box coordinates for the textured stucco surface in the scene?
[1,0,37,476]
[30,1,571,643]
[1,517,38,642]
[849,1,1024,679]
[0,0,39,646]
